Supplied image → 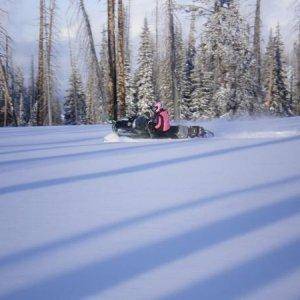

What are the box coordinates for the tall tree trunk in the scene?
[296,26,300,115]
[67,25,79,124]
[78,0,106,118]
[154,0,159,100]
[253,0,262,93]
[107,0,118,120]
[0,56,17,126]
[117,0,126,117]
[36,0,46,126]
[30,56,35,117]
[45,0,56,126]
[167,0,180,120]
[4,35,9,126]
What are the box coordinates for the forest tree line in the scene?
[0,0,300,127]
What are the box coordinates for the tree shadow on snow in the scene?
[0,139,192,169]
[0,135,299,195]
[162,238,300,300]
[0,143,108,156]
[0,174,299,270]
[0,137,102,149]
[0,127,107,138]
[2,195,300,299]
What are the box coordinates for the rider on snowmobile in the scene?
[151,102,171,134]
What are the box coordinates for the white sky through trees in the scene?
[1,0,297,93]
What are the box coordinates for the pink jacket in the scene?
[155,109,171,132]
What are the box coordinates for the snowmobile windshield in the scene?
[133,116,149,131]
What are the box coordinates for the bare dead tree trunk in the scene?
[0,56,17,126]
[67,25,79,124]
[253,0,262,93]
[108,0,118,121]
[117,0,126,117]
[36,0,46,126]
[45,0,56,126]
[167,0,180,120]
[265,51,274,109]
[4,35,9,126]
[154,0,160,100]
[125,0,131,56]
[5,34,9,74]
[296,26,300,114]
[30,56,35,116]
[78,0,106,118]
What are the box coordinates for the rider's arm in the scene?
[155,115,162,130]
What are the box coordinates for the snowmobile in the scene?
[112,115,214,139]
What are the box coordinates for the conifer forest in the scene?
[0,0,299,126]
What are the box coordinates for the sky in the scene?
[0,0,298,91]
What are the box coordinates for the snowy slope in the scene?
[0,117,300,300]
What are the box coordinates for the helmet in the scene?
[154,102,163,113]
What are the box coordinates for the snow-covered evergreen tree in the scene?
[158,56,172,113]
[264,25,292,116]
[262,30,274,104]
[296,27,300,115]
[174,26,185,115]
[159,23,184,119]
[29,102,38,126]
[135,18,155,115]
[287,65,296,114]
[99,27,110,109]
[181,14,197,120]
[64,67,87,125]
[191,67,216,119]
[52,97,62,125]
[124,6,135,117]
[192,1,257,119]
[19,92,27,126]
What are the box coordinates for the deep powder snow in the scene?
[0,117,300,299]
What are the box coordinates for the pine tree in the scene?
[45,0,57,126]
[153,0,160,101]
[166,0,180,120]
[191,69,216,119]
[36,0,46,126]
[193,1,256,119]
[159,22,184,119]
[99,27,110,108]
[264,25,291,116]
[263,30,274,106]
[107,0,118,120]
[296,26,300,115]
[287,64,296,113]
[124,3,135,116]
[117,0,126,117]
[181,13,197,120]
[158,56,173,115]
[174,25,186,118]
[0,33,18,126]
[78,0,106,119]
[28,56,36,121]
[19,92,26,126]
[14,67,26,124]
[253,0,262,93]
[64,67,87,125]
[124,49,135,116]
[86,72,96,124]
[135,19,155,115]
[52,97,62,125]
[85,68,102,124]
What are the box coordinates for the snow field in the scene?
[0,117,300,299]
